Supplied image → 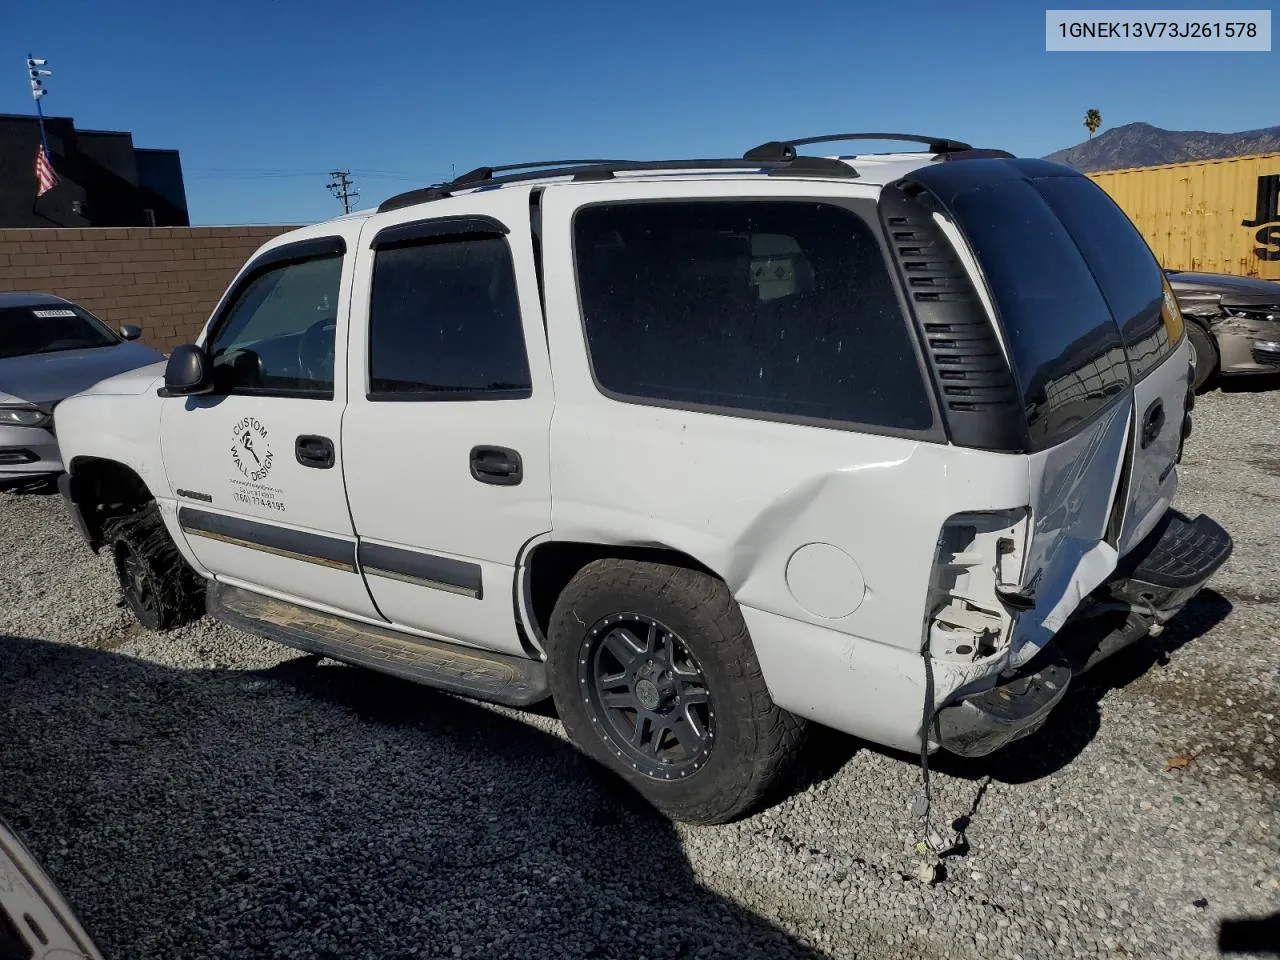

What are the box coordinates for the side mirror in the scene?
[119,324,142,341]
[161,344,213,397]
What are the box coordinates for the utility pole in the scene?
[326,170,358,214]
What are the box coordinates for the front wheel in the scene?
[546,559,805,824]
[102,503,205,631]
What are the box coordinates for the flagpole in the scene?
[27,52,51,160]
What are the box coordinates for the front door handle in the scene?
[295,435,335,469]
[469,445,522,486]
[1141,398,1165,449]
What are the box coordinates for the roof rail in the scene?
[743,133,974,161]
[378,154,859,213]
[451,160,623,187]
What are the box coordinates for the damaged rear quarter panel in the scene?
[550,401,1032,649]
[546,399,1033,749]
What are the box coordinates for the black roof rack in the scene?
[743,133,974,162]
[451,160,623,187]
[378,154,859,213]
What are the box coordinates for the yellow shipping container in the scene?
[1089,153,1280,281]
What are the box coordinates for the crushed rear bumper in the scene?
[936,510,1232,757]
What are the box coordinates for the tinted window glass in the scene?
[1034,176,1179,380]
[0,304,118,360]
[951,181,1128,448]
[209,254,342,397]
[573,201,932,431]
[368,237,531,399]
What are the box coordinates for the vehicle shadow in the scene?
[1218,910,1280,956]
[0,635,827,960]
[1217,371,1280,394]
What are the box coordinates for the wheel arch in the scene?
[518,537,726,654]
[64,456,156,551]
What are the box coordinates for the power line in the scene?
[326,169,358,214]
[188,168,422,181]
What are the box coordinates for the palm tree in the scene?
[1084,109,1103,139]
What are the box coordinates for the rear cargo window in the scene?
[1034,176,1179,381]
[573,200,934,433]
[951,181,1128,448]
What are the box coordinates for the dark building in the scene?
[0,113,189,228]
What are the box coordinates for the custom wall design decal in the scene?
[229,416,286,512]
[231,416,274,482]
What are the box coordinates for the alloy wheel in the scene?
[577,613,714,780]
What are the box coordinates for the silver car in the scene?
[0,293,163,487]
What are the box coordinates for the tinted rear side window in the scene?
[368,236,531,400]
[951,181,1128,448]
[1034,176,1178,380]
[573,200,933,433]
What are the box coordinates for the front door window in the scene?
[208,255,343,398]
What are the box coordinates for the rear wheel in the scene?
[103,503,205,631]
[546,559,805,824]
[1186,321,1218,392]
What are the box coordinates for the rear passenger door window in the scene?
[572,200,935,434]
[367,235,531,400]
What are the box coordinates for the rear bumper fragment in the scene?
[936,510,1231,758]
[935,663,1071,758]
[1109,510,1233,598]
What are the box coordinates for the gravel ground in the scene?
[2,386,1278,960]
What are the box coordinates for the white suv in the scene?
[55,135,1232,824]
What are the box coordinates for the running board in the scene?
[208,583,549,707]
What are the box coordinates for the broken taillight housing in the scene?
[925,509,1029,665]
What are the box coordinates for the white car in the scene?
[54,135,1232,824]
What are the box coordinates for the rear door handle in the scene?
[295,435,335,469]
[1141,398,1165,449]
[469,445,522,486]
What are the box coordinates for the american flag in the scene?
[35,143,58,196]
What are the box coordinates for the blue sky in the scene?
[4,0,1276,225]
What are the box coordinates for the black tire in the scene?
[102,503,205,631]
[1186,321,1219,392]
[546,559,806,824]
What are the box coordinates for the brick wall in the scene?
[0,226,297,352]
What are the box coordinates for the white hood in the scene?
[71,359,166,398]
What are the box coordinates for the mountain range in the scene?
[1043,122,1280,172]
